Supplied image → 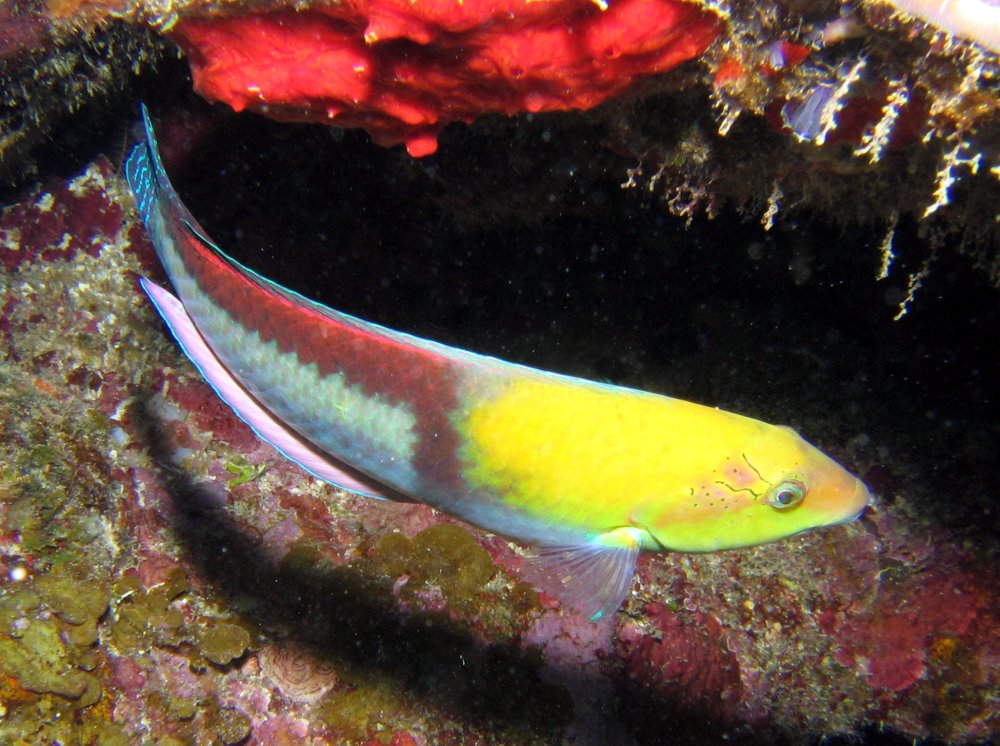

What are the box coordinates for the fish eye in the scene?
[766,480,806,510]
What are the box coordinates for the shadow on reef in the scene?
[135,396,797,746]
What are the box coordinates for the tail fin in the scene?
[124,104,168,227]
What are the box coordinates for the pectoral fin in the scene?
[141,277,408,502]
[528,527,644,622]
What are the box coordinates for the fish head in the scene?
[639,423,871,553]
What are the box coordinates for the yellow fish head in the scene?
[640,424,871,553]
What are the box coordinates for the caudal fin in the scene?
[124,104,169,228]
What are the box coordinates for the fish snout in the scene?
[843,478,873,523]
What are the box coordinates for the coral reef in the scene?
[0,105,997,744]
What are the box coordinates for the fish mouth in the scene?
[835,478,873,525]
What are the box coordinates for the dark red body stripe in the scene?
[174,226,466,490]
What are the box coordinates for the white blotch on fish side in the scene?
[160,245,421,491]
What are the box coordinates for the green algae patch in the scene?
[212,707,253,744]
[154,737,189,746]
[224,458,267,487]
[33,565,110,626]
[110,572,192,651]
[0,622,90,700]
[200,622,252,665]
[319,679,406,741]
[0,709,131,746]
[413,524,495,591]
[73,671,103,708]
[165,692,198,721]
[3,496,41,536]
[372,524,496,610]
[280,542,335,578]
[508,581,540,613]
[64,616,99,647]
[0,588,42,631]
[0,559,114,735]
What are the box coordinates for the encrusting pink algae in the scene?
[0,105,997,744]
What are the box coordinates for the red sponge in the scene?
[170,0,720,156]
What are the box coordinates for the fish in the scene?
[125,105,871,621]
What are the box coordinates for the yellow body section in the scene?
[458,373,868,552]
